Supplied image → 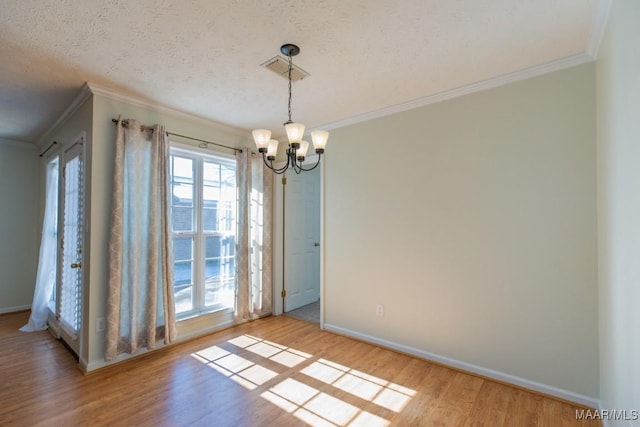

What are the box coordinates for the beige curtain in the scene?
[105,118,176,362]
[235,150,273,320]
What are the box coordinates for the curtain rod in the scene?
[111,118,242,153]
[39,140,57,157]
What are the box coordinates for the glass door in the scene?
[54,135,85,355]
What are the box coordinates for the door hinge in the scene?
[282,177,287,185]
[281,289,286,298]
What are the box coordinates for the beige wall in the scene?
[596,0,640,420]
[324,63,598,398]
[0,143,40,312]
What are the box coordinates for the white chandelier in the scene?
[252,44,329,174]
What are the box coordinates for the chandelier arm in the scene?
[272,160,290,174]
[262,153,289,174]
[271,164,289,174]
[262,154,274,170]
[277,161,291,173]
[297,154,322,172]
[292,156,303,174]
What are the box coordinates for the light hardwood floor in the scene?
[0,311,599,427]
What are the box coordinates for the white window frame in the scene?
[169,143,237,319]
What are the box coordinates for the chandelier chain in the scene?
[287,53,293,123]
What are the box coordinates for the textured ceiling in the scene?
[0,0,604,145]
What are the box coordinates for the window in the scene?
[59,150,84,334]
[170,147,237,317]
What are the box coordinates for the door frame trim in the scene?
[272,155,324,328]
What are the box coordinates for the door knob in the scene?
[71,262,81,269]
[314,242,320,247]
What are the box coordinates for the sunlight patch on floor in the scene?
[301,358,415,412]
[191,334,415,426]
[191,345,279,390]
[261,378,389,427]
[228,334,312,367]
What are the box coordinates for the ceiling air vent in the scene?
[260,55,309,81]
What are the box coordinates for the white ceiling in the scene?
[0,0,606,146]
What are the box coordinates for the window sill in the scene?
[176,305,233,323]
[175,307,235,342]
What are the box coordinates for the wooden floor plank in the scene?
[0,311,600,426]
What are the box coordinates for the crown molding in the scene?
[317,52,594,132]
[86,82,247,137]
[586,0,613,59]
[35,82,248,149]
[0,137,37,150]
[36,44,601,147]
[36,83,92,150]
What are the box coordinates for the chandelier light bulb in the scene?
[297,140,309,160]
[266,139,279,159]
[311,130,329,153]
[252,129,271,152]
[285,122,305,144]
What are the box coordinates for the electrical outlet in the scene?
[96,317,105,332]
[376,305,384,316]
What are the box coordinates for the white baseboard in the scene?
[323,323,599,409]
[83,343,162,373]
[0,304,31,314]
[82,318,238,373]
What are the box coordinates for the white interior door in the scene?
[284,167,320,312]
[55,136,85,355]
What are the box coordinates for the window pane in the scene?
[173,237,193,313]
[173,237,192,261]
[203,161,219,232]
[203,161,236,232]
[204,235,235,309]
[173,156,193,180]
[205,271,234,309]
[204,235,236,264]
[220,200,234,232]
[202,206,217,231]
[220,164,236,232]
[203,162,220,184]
[60,154,83,333]
[171,156,194,232]
[205,258,220,284]
[172,205,193,231]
